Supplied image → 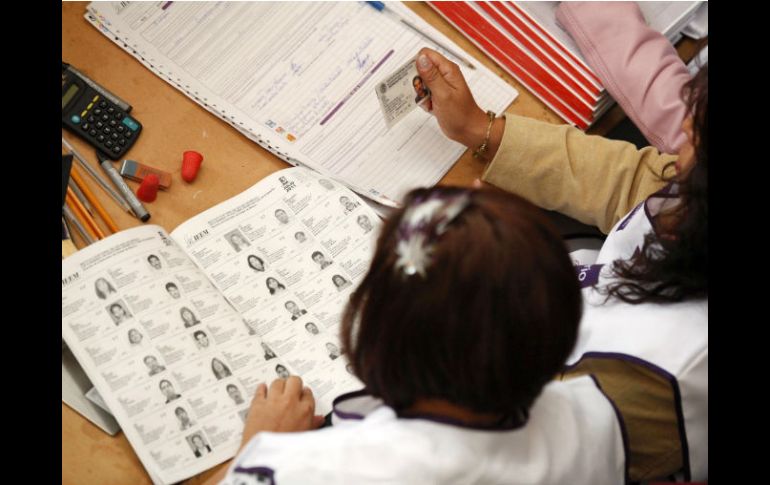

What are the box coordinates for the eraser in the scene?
[120,160,172,189]
[137,174,160,202]
[181,151,203,183]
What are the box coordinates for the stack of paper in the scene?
[429,1,702,129]
[84,2,518,207]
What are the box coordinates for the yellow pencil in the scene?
[66,188,106,240]
[70,165,119,233]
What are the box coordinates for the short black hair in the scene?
[341,187,581,415]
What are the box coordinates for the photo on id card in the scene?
[375,56,431,129]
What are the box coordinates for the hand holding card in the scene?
[375,56,432,129]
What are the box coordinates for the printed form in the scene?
[87,1,518,204]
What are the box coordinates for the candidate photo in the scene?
[106,300,133,325]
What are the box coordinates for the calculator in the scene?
[62,63,142,160]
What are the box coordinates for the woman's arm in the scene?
[415,48,678,234]
[555,2,692,154]
[482,114,676,234]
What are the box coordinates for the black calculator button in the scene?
[107,106,115,114]
[108,119,117,127]
[97,134,105,142]
[101,114,110,121]
[94,108,102,116]
[114,111,124,119]
[103,127,112,135]
[110,133,119,140]
[81,122,90,131]
[116,125,125,133]
[105,140,114,148]
[124,130,133,139]
[99,101,107,108]
[111,145,121,154]
[118,138,127,146]
[96,121,104,129]
[89,129,98,137]
[87,115,95,123]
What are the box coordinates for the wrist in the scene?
[483,117,505,161]
[457,108,490,148]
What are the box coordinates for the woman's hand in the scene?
[240,376,325,449]
[415,48,504,159]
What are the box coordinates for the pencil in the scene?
[70,165,120,233]
[63,205,95,245]
[66,188,106,240]
[62,137,133,213]
[365,1,476,70]
[68,179,92,213]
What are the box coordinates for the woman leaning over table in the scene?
[413,47,707,482]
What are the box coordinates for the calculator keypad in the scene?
[65,93,141,157]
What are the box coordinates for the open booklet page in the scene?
[62,168,378,484]
[85,1,517,205]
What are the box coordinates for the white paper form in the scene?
[86,2,518,205]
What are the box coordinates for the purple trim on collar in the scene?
[643,182,680,238]
[332,388,527,431]
[575,264,604,288]
[617,201,644,231]
[331,388,370,420]
[617,182,678,234]
[564,352,692,481]
[232,465,275,484]
[397,408,528,432]
[586,374,630,485]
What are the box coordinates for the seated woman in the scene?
[414,48,708,481]
[206,187,626,484]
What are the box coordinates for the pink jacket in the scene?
[556,2,691,154]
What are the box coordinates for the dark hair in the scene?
[180,306,200,324]
[605,64,708,303]
[247,255,265,271]
[211,358,232,378]
[341,187,582,415]
[94,278,116,299]
[266,277,286,294]
[109,303,125,314]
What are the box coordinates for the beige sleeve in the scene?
[481,114,678,234]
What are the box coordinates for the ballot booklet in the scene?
[62,168,377,484]
[85,1,517,207]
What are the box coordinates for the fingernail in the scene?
[418,54,432,70]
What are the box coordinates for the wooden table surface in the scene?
[61,3,699,483]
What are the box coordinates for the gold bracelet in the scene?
[472,110,497,160]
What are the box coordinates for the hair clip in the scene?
[394,192,471,278]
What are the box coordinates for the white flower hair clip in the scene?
[394,192,471,278]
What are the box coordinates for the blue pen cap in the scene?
[365,1,385,11]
